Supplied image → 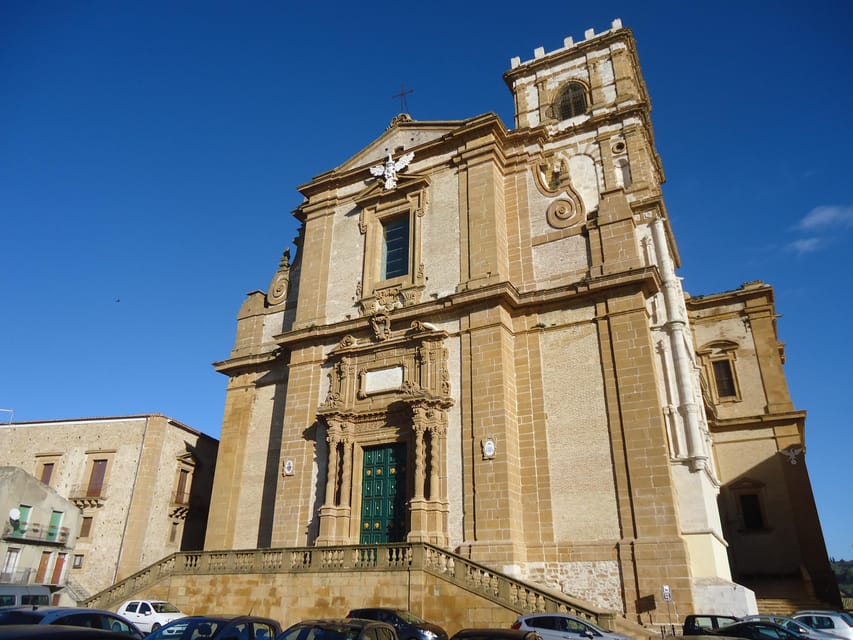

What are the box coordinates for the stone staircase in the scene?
[744,577,832,615]
[82,543,654,639]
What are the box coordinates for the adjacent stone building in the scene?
[0,466,82,601]
[0,415,218,602]
[204,20,839,622]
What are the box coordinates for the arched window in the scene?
[556,82,587,120]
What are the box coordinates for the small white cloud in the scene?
[787,237,822,254]
[797,205,853,231]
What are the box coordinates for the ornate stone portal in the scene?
[315,321,453,547]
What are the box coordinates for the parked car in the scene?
[279,618,398,640]
[741,616,842,640]
[511,614,630,640]
[792,612,853,640]
[708,620,810,640]
[683,615,741,636]
[0,586,50,609]
[0,607,143,639]
[451,630,542,640]
[116,600,186,633]
[346,609,447,640]
[146,615,281,640]
[0,625,132,640]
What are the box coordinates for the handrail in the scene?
[82,543,614,629]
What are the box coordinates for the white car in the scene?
[116,600,186,633]
[792,611,853,640]
[512,614,630,640]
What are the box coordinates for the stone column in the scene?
[408,405,429,541]
[324,425,341,507]
[340,429,353,508]
[651,217,707,470]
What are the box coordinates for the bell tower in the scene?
[504,20,750,615]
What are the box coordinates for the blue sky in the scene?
[2,2,851,560]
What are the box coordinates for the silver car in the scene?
[741,616,841,640]
[511,614,630,640]
[792,611,853,640]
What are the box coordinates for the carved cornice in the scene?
[273,268,663,353]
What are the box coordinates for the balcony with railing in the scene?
[2,521,70,546]
[68,483,108,508]
[0,568,34,584]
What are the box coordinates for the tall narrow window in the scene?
[39,463,55,486]
[17,505,31,530]
[2,548,19,582]
[35,551,51,583]
[87,460,107,497]
[79,517,93,539]
[175,469,190,505]
[47,511,63,542]
[712,359,737,398]
[382,216,409,279]
[739,493,765,530]
[50,553,66,584]
[556,82,587,120]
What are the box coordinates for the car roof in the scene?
[180,615,279,624]
[452,630,540,640]
[349,609,401,614]
[0,625,130,639]
[292,619,391,627]
[0,607,122,614]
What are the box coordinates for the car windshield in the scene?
[0,611,44,624]
[148,618,227,640]
[151,602,182,614]
[839,614,853,628]
[395,612,427,625]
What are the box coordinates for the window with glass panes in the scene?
[712,359,737,398]
[382,216,409,279]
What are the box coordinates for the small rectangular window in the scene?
[713,360,737,398]
[739,493,765,530]
[72,554,84,569]
[382,216,409,279]
[79,517,93,539]
[40,463,55,486]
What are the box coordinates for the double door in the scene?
[360,444,407,544]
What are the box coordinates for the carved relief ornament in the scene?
[532,154,586,230]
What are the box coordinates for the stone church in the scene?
[204,20,839,621]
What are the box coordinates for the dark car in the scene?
[346,610,446,640]
[0,626,133,640]
[278,618,398,640]
[709,621,811,640]
[683,616,740,636]
[450,630,542,640]
[0,607,143,639]
[146,615,281,640]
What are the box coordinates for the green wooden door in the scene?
[360,444,407,544]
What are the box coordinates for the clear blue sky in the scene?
[2,2,851,560]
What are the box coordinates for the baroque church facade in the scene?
[205,20,839,620]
